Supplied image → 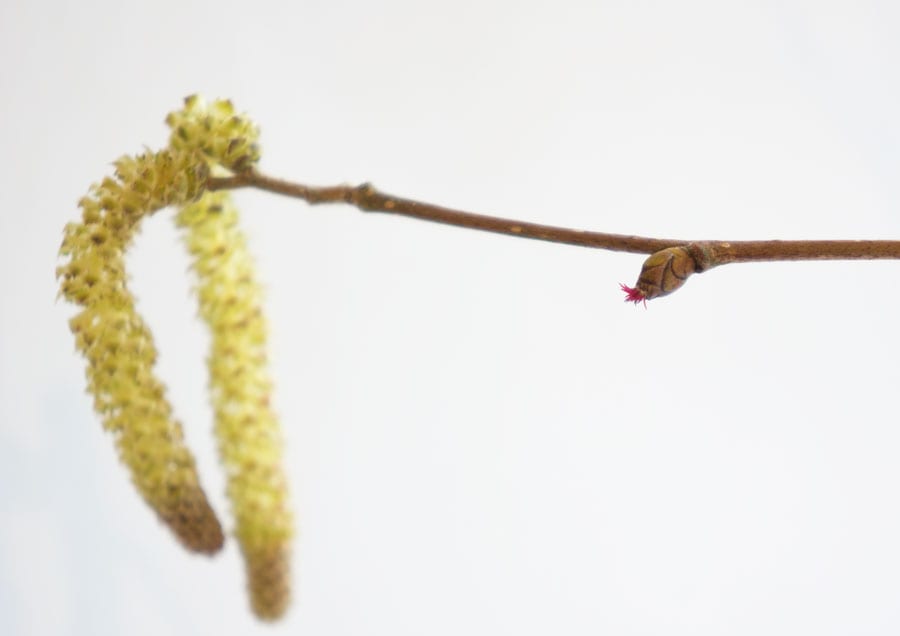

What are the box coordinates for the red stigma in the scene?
[620,283,647,308]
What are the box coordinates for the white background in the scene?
[2,1,900,634]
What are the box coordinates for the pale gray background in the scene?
[2,1,900,634]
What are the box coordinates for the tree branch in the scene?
[208,169,900,302]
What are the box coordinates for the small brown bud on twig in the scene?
[622,246,698,304]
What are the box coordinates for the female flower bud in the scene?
[622,246,698,304]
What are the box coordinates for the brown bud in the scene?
[634,246,697,300]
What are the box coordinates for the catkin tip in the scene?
[245,543,292,620]
[158,488,225,555]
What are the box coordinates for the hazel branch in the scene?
[58,94,900,621]
[209,169,900,302]
[208,170,678,253]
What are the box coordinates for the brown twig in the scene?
[208,169,900,301]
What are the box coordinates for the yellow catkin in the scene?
[165,94,261,172]
[58,147,224,553]
[176,191,292,620]
[61,94,293,618]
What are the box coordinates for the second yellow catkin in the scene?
[176,191,293,620]
[58,147,224,554]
